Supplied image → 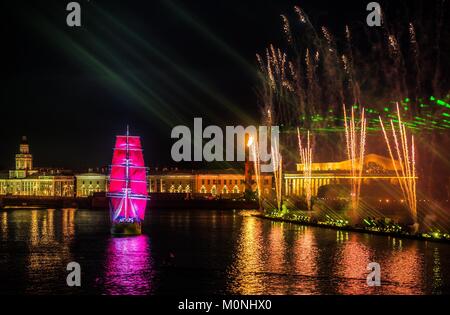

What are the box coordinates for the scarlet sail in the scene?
[107,128,149,235]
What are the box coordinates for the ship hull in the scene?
[110,222,142,236]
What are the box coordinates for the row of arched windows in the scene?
[199,185,240,195]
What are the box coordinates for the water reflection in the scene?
[1,212,7,240]
[335,234,371,294]
[24,209,76,293]
[432,247,443,295]
[381,240,423,294]
[0,209,448,295]
[62,208,76,239]
[268,222,286,273]
[336,231,349,244]
[227,214,449,295]
[103,235,155,295]
[227,216,266,294]
[292,227,319,294]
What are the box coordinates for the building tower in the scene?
[16,136,33,170]
[9,136,34,179]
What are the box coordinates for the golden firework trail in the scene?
[294,5,307,24]
[281,14,293,45]
[379,103,418,224]
[343,104,367,221]
[297,128,313,211]
[271,137,283,211]
[248,136,262,209]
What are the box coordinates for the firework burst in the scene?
[379,103,418,227]
[248,136,262,209]
[343,105,367,222]
[271,137,283,211]
[297,129,313,211]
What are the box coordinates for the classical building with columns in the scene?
[73,170,272,197]
[0,137,74,197]
[148,169,273,196]
[75,172,108,197]
[284,154,403,197]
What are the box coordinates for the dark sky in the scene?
[0,0,434,170]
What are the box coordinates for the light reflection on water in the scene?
[0,208,449,295]
[102,235,154,295]
[335,234,373,294]
[226,214,449,295]
[7,209,77,294]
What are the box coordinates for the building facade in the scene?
[75,173,108,197]
[0,138,404,200]
[0,137,74,197]
[1,137,275,198]
[148,171,195,193]
[285,154,404,197]
[148,169,273,196]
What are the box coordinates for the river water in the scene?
[0,208,448,295]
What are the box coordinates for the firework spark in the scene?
[297,128,313,211]
[379,103,418,226]
[343,105,367,222]
[281,14,293,44]
[248,136,262,209]
[271,137,283,211]
[294,6,307,24]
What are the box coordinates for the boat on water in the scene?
[107,127,149,236]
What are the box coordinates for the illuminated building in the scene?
[9,136,37,179]
[0,136,271,199]
[148,171,195,193]
[148,169,272,196]
[75,173,108,197]
[195,170,272,196]
[285,154,405,197]
[0,137,74,197]
[75,170,272,197]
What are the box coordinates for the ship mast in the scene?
[124,125,130,219]
[108,125,149,226]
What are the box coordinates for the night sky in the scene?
[1,0,443,170]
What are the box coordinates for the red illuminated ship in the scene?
[107,127,149,236]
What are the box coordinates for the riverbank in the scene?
[0,195,259,211]
[254,213,450,244]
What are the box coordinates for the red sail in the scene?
[108,132,149,222]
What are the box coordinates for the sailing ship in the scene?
[107,127,149,236]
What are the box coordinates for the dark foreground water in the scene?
[0,208,449,295]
